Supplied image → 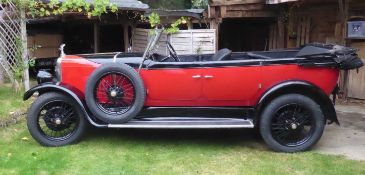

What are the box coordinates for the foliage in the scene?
[8,0,117,17]
[191,0,208,9]
[165,17,187,34]
[13,37,35,82]
[146,12,187,34]
[148,12,161,28]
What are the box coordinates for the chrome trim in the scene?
[108,124,253,129]
[107,117,254,129]
[113,52,122,63]
[55,44,65,82]
[55,56,62,82]
[59,44,66,57]
[192,75,201,78]
[145,107,246,110]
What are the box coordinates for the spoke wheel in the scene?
[271,103,314,147]
[85,63,146,124]
[94,72,136,115]
[27,92,86,146]
[37,100,80,141]
[260,94,325,152]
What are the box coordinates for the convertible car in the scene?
[24,29,363,152]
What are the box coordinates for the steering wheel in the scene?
[167,42,181,62]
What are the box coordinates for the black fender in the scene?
[256,81,339,125]
[23,83,107,128]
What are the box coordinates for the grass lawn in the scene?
[0,84,30,120]
[0,86,364,175]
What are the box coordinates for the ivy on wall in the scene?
[6,0,118,17]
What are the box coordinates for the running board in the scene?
[107,117,254,129]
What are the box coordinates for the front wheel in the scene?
[260,94,325,152]
[27,92,87,146]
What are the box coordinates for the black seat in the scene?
[211,48,232,61]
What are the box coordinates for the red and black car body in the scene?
[24,37,363,152]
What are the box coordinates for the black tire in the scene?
[259,94,325,152]
[27,92,87,146]
[85,63,145,124]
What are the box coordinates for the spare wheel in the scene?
[85,63,145,124]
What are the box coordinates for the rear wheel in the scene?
[27,92,87,146]
[85,63,145,124]
[259,94,325,152]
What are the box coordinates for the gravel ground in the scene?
[313,105,365,161]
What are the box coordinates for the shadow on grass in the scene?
[83,127,269,150]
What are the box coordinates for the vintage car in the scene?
[24,29,363,152]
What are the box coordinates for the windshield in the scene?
[142,29,164,60]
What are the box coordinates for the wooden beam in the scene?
[226,3,266,11]
[123,24,129,52]
[208,5,216,18]
[93,23,100,53]
[220,6,227,17]
[21,9,29,91]
[223,10,276,18]
[210,0,266,6]
[209,19,221,52]
[277,20,285,48]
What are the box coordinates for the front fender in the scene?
[256,81,339,125]
[24,83,107,128]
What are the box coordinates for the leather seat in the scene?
[211,48,232,61]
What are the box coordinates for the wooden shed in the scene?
[26,0,148,77]
[207,0,365,99]
[28,0,149,57]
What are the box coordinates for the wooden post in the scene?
[338,0,350,100]
[20,9,29,91]
[210,18,221,52]
[0,67,3,85]
[93,23,100,53]
[187,20,193,30]
[123,24,129,52]
[277,20,285,49]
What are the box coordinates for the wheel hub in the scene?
[55,118,62,125]
[110,90,117,97]
[291,123,298,130]
[107,86,124,99]
[44,107,71,131]
[271,103,315,147]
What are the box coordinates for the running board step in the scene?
[108,117,254,129]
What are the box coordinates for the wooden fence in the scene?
[132,28,216,55]
[348,42,365,99]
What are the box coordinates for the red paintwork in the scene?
[61,55,339,107]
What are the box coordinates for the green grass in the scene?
[0,85,364,175]
[0,84,30,119]
[0,124,364,175]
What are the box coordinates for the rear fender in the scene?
[23,83,107,127]
[256,81,339,125]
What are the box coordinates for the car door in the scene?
[141,62,203,101]
[201,60,262,106]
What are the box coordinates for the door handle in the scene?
[192,75,201,79]
[204,75,214,79]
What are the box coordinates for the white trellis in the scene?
[0,1,29,90]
